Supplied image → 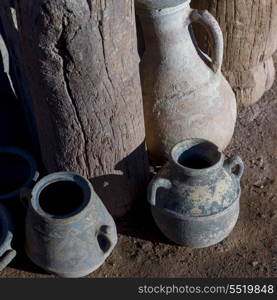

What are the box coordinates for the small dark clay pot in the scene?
[24,172,117,278]
[148,139,244,248]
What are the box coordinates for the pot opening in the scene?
[173,140,221,170]
[0,153,31,195]
[39,181,85,217]
[178,155,212,169]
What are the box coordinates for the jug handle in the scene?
[147,178,172,206]
[190,9,223,74]
[224,155,245,181]
[0,249,16,272]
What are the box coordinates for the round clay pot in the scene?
[148,138,244,248]
[24,172,117,278]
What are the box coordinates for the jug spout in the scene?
[136,0,192,32]
[135,0,191,11]
[136,1,196,61]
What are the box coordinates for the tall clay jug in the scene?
[136,0,237,164]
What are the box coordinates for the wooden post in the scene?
[10,0,149,217]
[191,0,277,106]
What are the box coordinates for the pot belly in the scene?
[151,196,240,248]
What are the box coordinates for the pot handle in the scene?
[147,178,172,206]
[0,249,16,272]
[190,9,223,73]
[97,225,115,254]
[224,155,245,181]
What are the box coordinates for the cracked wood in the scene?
[15,0,149,217]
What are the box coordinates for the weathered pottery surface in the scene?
[0,204,16,271]
[136,0,237,163]
[24,172,118,278]
[0,147,38,202]
[148,139,244,248]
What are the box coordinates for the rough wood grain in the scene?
[191,0,277,105]
[12,0,149,217]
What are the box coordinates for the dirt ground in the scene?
[0,62,276,278]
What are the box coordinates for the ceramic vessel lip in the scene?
[31,172,93,223]
[0,147,37,201]
[135,0,190,14]
[170,139,224,177]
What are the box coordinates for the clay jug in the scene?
[136,0,237,163]
[24,172,117,278]
[148,139,244,247]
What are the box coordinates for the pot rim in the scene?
[135,0,190,16]
[170,138,224,177]
[31,172,93,223]
[0,147,38,201]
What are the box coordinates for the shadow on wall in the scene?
[0,28,30,148]
[0,2,39,153]
[91,141,172,244]
[90,141,150,217]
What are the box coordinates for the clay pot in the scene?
[148,139,244,248]
[0,204,16,271]
[136,0,237,163]
[0,147,38,202]
[24,172,117,278]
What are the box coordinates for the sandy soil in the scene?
[0,64,276,279]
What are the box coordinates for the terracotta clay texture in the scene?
[136,0,237,163]
[191,0,277,106]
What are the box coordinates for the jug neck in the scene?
[137,1,193,54]
[170,139,224,179]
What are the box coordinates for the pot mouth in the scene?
[135,0,190,14]
[0,147,37,201]
[171,139,223,176]
[32,172,92,221]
